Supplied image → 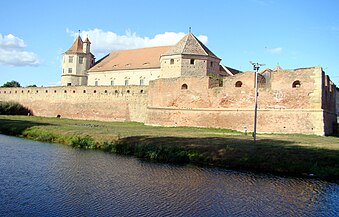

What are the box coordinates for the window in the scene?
[95,81,99,86]
[170,59,174,64]
[67,83,71,86]
[140,79,144,86]
[190,59,195,64]
[181,84,188,90]
[111,80,114,86]
[68,68,72,73]
[125,80,129,86]
[210,61,213,67]
[292,80,301,88]
[235,81,243,87]
[79,56,84,64]
[69,56,73,63]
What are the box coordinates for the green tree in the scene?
[1,80,21,87]
[27,85,37,87]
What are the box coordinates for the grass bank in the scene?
[0,115,338,181]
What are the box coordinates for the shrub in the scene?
[71,135,96,149]
[0,101,31,115]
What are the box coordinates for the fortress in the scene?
[0,32,338,135]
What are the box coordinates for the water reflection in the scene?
[0,135,337,216]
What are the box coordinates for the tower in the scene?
[61,35,95,86]
[159,32,221,79]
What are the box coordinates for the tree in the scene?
[27,85,37,87]
[1,80,21,87]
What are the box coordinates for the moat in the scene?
[0,134,338,216]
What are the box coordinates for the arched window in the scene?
[181,84,188,90]
[292,80,301,88]
[235,81,243,87]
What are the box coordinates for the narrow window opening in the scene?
[104,90,108,93]
[140,89,144,93]
[125,80,129,86]
[94,90,97,93]
[181,84,188,90]
[190,59,195,64]
[95,81,98,86]
[170,59,174,64]
[83,90,86,93]
[68,68,72,73]
[235,81,243,87]
[79,56,84,64]
[292,80,301,88]
[127,90,130,94]
[69,56,73,63]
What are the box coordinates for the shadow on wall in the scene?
[0,101,33,116]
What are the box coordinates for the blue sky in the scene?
[0,0,338,86]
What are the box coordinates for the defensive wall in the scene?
[0,66,337,135]
[0,86,148,122]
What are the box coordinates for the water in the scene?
[0,135,338,216]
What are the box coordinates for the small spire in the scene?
[78,30,81,36]
[189,27,191,33]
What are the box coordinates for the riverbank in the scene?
[0,115,338,181]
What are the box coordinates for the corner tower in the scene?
[160,32,221,78]
[61,35,95,86]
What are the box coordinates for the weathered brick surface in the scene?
[0,67,337,135]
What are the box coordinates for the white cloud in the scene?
[267,47,283,54]
[0,33,39,66]
[67,28,208,56]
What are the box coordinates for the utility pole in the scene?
[249,61,265,144]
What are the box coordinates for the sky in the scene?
[0,0,338,87]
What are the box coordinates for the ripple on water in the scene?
[0,135,338,216]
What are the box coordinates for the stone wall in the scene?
[0,86,148,122]
[0,66,337,135]
[146,67,336,135]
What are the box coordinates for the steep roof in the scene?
[89,46,171,72]
[66,35,84,54]
[162,32,219,59]
[219,65,242,76]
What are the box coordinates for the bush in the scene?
[71,135,96,149]
[0,101,31,115]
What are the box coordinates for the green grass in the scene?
[0,115,338,181]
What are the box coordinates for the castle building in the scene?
[61,32,240,86]
[0,31,337,135]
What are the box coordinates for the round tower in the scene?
[61,35,95,86]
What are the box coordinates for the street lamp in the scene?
[249,61,265,144]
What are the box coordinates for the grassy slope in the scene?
[0,115,338,181]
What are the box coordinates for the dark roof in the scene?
[162,32,219,59]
